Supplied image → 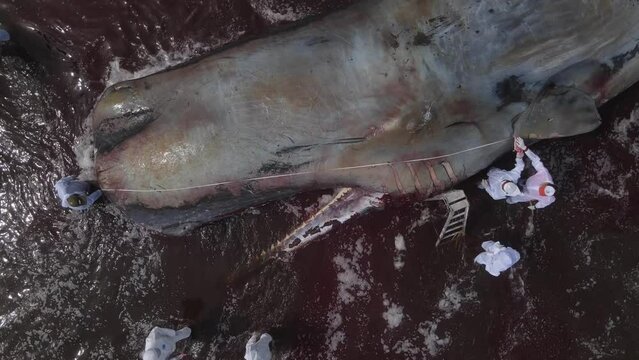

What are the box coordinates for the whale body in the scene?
[92,0,639,234]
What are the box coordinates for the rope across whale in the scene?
[101,138,510,193]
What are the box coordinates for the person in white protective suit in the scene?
[54,176,103,211]
[474,241,520,276]
[506,137,557,209]
[141,326,191,360]
[480,139,524,200]
[245,332,273,360]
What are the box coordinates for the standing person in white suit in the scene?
[507,137,557,209]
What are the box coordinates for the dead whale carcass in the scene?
[92,0,639,235]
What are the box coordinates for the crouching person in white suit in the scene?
[474,241,520,277]
[245,333,273,360]
[480,139,525,201]
[141,326,191,360]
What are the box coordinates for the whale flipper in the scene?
[279,188,384,252]
[515,86,601,139]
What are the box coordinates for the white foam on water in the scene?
[589,182,629,200]
[418,320,451,356]
[281,201,303,217]
[574,232,598,268]
[323,238,373,359]
[611,106,639,157]
[259,7,308,23]
[393,234,406,270]
[382,295,404,329]
[623,265,639,299]
[580,316,623,360]
[437,283,477,319]
[394,234,406,251]
[325,312,345,353]
[250,0,311,24]
[524,212,535,238]
[105,43,214,86]
[390,274,479,358]
[327,330,346,353]
[0,310,18,329]
[4,215,165,358]
[581,149,633,208]
[391,339,420,356]
[333,239,371,304]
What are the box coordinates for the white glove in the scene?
[514,137,527,152]
[480,179,488,189]
[527,204,536,210]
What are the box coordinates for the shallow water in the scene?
[1,1,639,359]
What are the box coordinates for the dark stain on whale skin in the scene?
[413,31,432,46]
[445,120,480,130]
[383,31,399,49]
[495,75,525,110]
[275,137,365,156]
[412,16,456,47]
[258,161,298,175]
[257,160,311,176]
[305,36,331,46]
[275,144,315,156]
[611,42,639,73]
[94,108,156,153]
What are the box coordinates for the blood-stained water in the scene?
[1,1,638,359]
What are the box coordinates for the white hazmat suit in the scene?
[141,326,191,360]
[474,241,520,276]
[483,157,524,200]
[506,149,556,208]
[245,333,273,360]
[54,176,102,211]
